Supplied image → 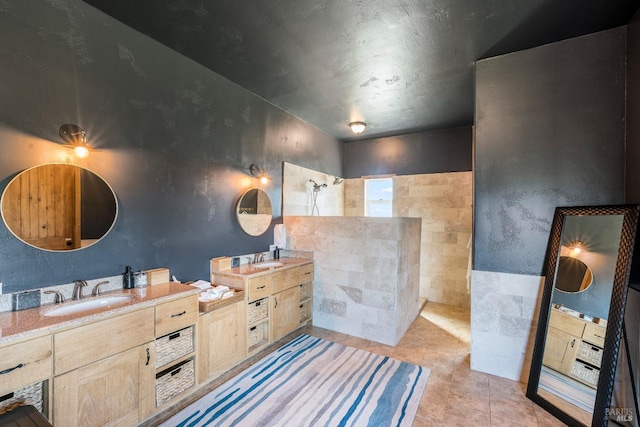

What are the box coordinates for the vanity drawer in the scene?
[272,267,299,294]
[247,275,271,302]
[156,294,198,337]
[549,310,585,337]
[55,307,155,374]
[0,335,52,395]
[298,263,314,283]
[582,322,606,347]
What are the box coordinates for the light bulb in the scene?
[74,145,89,158]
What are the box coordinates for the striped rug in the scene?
[161,334,430,427]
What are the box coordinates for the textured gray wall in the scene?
[474,28,626,276]
[343,127,472,178]
[0,0,342,293]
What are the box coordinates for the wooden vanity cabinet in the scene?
[52,307,156,425]
[271,263,313,342]
[543,309,607,388]
[271,286,301,342]
[197,300,247,382]
[543,327,580,375]
[53,343,156,426]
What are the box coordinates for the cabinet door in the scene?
[542,327,580,375]
[53,343,155,427]
[271,286,300,342]
[197,302,247,382]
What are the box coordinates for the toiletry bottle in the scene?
[274,247,280,260]
[123,266,135,289]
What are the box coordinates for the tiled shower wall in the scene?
[284,215,421,345]
[282,162,344,216]
[344,172,473,307]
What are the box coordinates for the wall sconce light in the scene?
[59,124,91,158]
[349,121,366,134]
[249,164,271,184]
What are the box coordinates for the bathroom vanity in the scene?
[209,257,314,355]
[0,282,198,425]
[0,257,314,425]
[543,307,606,389]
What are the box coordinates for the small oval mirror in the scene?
[1,164,117,251]
[237,188,272,236]
[555,256,594,293]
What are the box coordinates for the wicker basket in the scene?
[0,381,46,416]
[576,341,603,368]
[156,358,195,407]
[300,300,312,323]
[248,298,268,325]
[156,326,194,368]
[299,282,312,301]
[248,322,268,349]
[570,360,599,388]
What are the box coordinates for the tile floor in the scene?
[147,302,570,426]
[304,302,568,427]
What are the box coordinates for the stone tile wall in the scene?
[344,172,472,307]
[470,269,544,381]
[284,215,421,345]
[282,162,344,216]
[393,172,472,307]
[344,178,364,216]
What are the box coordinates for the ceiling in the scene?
[82,0,639,141]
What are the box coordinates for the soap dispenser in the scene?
[123,266,135,289]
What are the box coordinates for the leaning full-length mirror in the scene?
[1,164,117,251]
[236,188,272,236]
[527,205,640,427]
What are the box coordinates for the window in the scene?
[365,178,393,217]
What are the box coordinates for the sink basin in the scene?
[44,295,134,317]
[253,262,285,269]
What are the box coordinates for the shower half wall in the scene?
[284,215,421,346]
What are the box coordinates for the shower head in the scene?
[309,179,327,192]
[332,176,343,185]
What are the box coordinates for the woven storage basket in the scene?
[571,360,599,387]
[299,282,312,300]
[0,381,45,415]
[248,298,268,324]
[248,323,268,348]
[576,341,603,368]
[156,326,194,368]
[156,358,195,407]
[300,300,312,323]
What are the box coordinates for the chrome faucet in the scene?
[253,252,265,264]
[91,280,109,296]
[72,280,87,300]
[44,290,65,304]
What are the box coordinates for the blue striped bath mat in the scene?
[161,334,430,427]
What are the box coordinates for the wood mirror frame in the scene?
[1,164,117,251]
[527,205,640,427]
[236,188,272,236]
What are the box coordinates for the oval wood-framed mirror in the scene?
[236,188,272,236]
[1,164,118,251]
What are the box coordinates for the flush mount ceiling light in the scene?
[349,121,366,134]
[249,164,271,184]
[58,124,91,158]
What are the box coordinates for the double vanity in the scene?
[0,256,314,426]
